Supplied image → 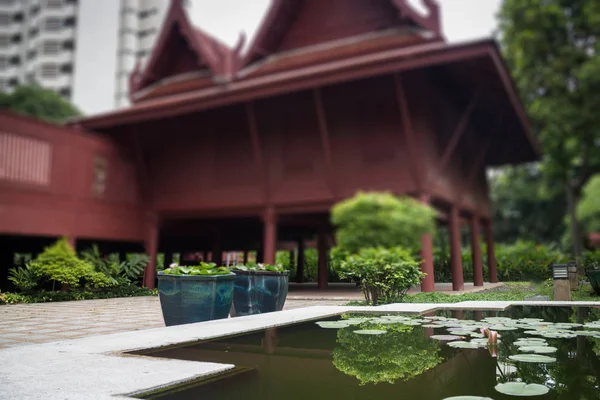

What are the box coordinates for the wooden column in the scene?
[470,215,484,287]
[317,230,328,290]
[449,205,464,291]
[243,251,248,264]
[419,194,435,292]
[262,207,277,264]
[296,239,305,283]
[484,220,498,283]
[143,224,158,290]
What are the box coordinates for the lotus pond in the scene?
[140,306,600,400]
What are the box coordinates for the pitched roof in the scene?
[243,0,442,67]
[129,0,242,100]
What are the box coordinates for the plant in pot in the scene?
[157,262,235,326]
[230,263,289,317]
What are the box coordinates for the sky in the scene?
[73,0,502,115]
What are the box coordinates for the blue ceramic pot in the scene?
[157,272,235,326]
[231,270,289,317]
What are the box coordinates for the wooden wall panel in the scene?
[0,113,145,241]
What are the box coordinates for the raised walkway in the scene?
[0,282,501,349]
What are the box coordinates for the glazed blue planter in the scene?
[157,272,235,326]
[231,270,289,317]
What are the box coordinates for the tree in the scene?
[498,0,600,262]
[330,192,436,254]
[490,165,565,245]
[0,84,82,123]
[577,174,600,238]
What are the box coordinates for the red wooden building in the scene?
[0,0,540,292]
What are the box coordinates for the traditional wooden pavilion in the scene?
[0,0,540,291]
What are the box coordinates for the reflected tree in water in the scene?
[333,322,442,385]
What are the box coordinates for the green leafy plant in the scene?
[0,286,157,305]
[26,238,113,289]
[331,192,436,254]
[80,245,148,285]
[233,263,286,273]
[340,247,423,305]
[161,262,231,276]
[8,263,41,293]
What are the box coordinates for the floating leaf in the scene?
[443,397,494,400]
[422,324,443,328]
[316,322,350,329]
[449,330,478,336]
[488,325,519,331]
[518,346,558,354]
[353,329,387,335]
[495,382,549,396]
[447,341,484,349]
[509,354,557,363]
[430,335,462,341]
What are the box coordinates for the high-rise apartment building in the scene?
[115,0,170,108]
[0,0,78,100]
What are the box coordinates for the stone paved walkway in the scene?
[0,297,346,349]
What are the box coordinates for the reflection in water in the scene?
[141,307,599,400]
[333,322,442,385]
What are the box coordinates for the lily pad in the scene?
[430,335,462,341]
[316,322,349,329]
[443,397,494,400]
[540,332,576,339]
[448,341,485,349]
[449,330,478,336]
[488,325,519,331]
[353,329,387,335]
[495,382,549,396]
[509,354,557,363]
[422,324,443,328]
[518,346,558,354]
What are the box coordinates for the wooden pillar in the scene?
[262,207,277,264]
[143,225,158,290]
[243,250,248,264]
[449,205,464,291]
[484,220,498,283]
[419,194,435,292]
[296,239,305,283]
[470,215,484,287]
[317,230,328,290]
[474,310,484,321]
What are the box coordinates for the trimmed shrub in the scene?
[331,192,436,254]
[339,247,423,305]
[9,238,113,292]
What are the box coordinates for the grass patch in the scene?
[345,282,599,305]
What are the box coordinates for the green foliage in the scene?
[583,249,600,268]
[498,0,600,254]
[495,241,568,281]
[333,319,442,385]
[577,174,600,235]
[490,165,566,244]
[331,192,436,254]
[8,263,41,293]
[80,245,149,285]
[24,238,113,289]
[233,263,285,273]
[0,286,157,305]
[340,247,423,305]
[0,84,82,123]
[162,262,231,276]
